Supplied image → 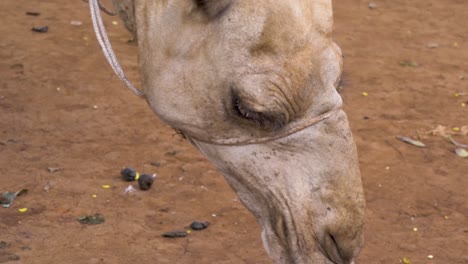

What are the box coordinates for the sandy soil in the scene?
[1,0,467,263]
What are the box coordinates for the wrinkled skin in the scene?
[111,1,365,263]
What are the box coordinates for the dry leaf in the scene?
[449,136,468,148]
[397,136,426,147]
[427,125,449,137]
[455,148,468,158]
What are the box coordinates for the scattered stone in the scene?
[1,189,28,208]
[399,60,419,67]
[165,150,177,156]
[31,26,48,33]
[162,230,188,238]
[138,174,154,191]
[43,182,52,192]
[368,2,377,9]
[47,167,60,173]
[426,42,439,49]
[70,20,83,26]
[25,12,40,16]
[124,185,136,194]
[0,253,21,262]
[150,161,161,167]
[0,241,9,249]
[399,243,416,252]
[77,214,105,225]
[190,221,209,231]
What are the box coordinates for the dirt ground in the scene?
[0,0,467,263]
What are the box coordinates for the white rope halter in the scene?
[87,0,340,146]
[88,0,144,97]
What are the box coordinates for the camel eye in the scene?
[231,92,287,132]
[194,0,232,19]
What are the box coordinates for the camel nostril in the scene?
[320,232,348,264]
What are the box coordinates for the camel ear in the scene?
[194,0,233,19]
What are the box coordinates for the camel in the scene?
[91,0,366,263]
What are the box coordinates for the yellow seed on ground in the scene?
[92,194,97,198]
[454,93,460,97]
[462,103,466,107]
[102,185,110,189]
[186,230,191,234]
[112,21,118,25]
[83,36,89,41]
[453,127,460,132]
[413,227,418,232]
[427,255,434,259]
[362,92,369,97]
[18,208,28,213]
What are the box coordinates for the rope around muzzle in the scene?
[87,0,340,145]
[186,108,341,146]
[88,0,144,97]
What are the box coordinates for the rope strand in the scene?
[88,0,144,97]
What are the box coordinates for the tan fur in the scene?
[112,1,365,263]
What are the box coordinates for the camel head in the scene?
[111,0,365,263]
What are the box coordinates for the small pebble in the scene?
[190,221,209,231]
[124,185,137,194]
[26,12,40,16]
[93,105,98,109]
[70,20,83,26]
[0,241,9,249]
[426,42,439,49]
[162,231,188,238]
[77,214,105,225]
[150,161,161,167]
[138,174,154,190]
[427,255,434,259]
[112,21,119,25]
[47,167,60,173]
[32,26,49,33]
[413,227,418,232]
